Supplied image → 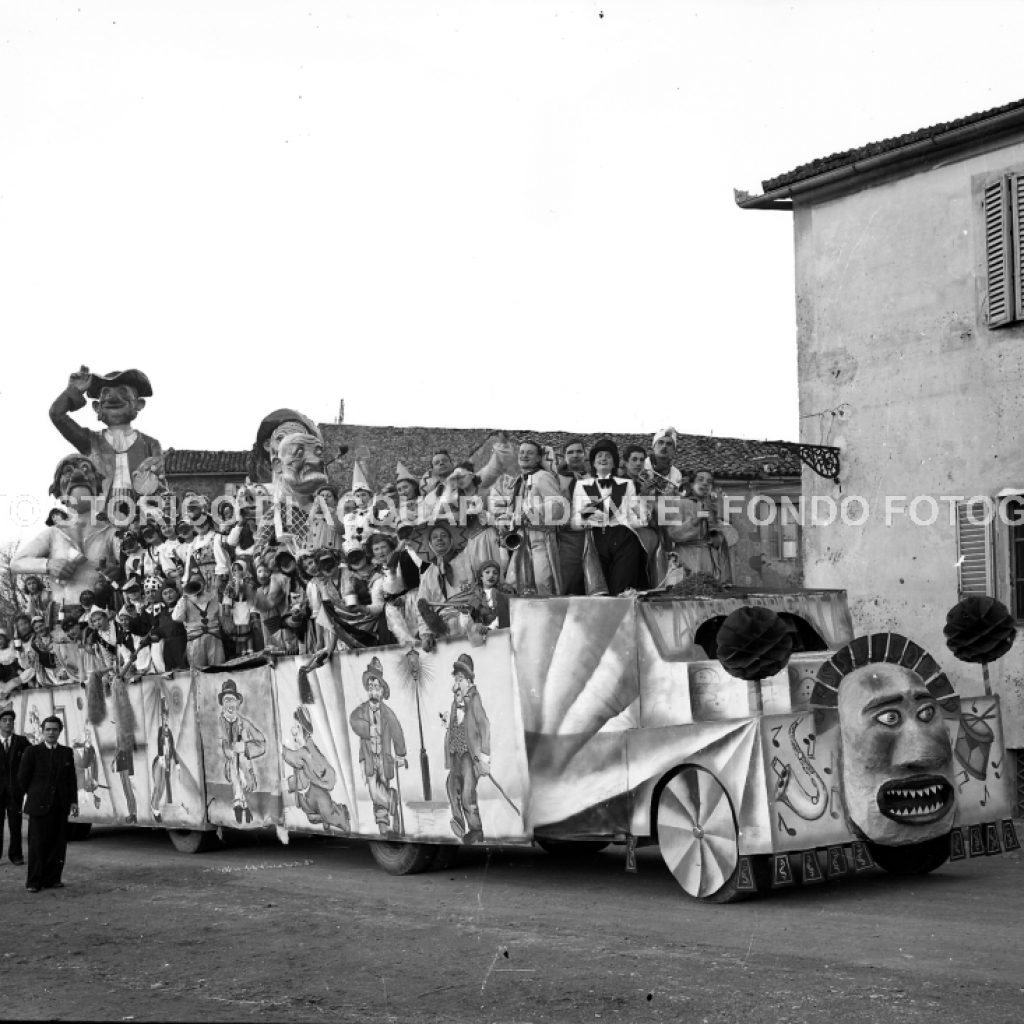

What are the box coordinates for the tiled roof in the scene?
[761,97,1024,193]
[320,424,800,490]
[165,450,250,476]
[164,426,802,491]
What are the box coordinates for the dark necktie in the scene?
[598,479,613,490]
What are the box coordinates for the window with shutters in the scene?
[955,498,994,598]
[1006,498,1024,618]
[983,173,1024,328]
[756,497,801,561]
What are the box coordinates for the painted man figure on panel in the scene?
[283,707,350,834]
[217,679,267,825]
[150,697,181,823]
[445,654,491,845]
[72,725,103,810]
[349,657,407,835]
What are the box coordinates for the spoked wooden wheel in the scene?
[657,766,743,902]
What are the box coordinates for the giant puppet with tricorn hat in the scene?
[49,366,168,507]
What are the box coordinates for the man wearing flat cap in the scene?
[49,365,167,506]
[349,657,407,835]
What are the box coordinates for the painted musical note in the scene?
[771,725,783,749]
[777,812,797,837]
[801,734,816,759]
[956,770,969,792]
[829,785,841,819]
[823,752,834,777]
[992,756,1004,780]
[980,785,989,807]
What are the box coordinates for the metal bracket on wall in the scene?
[765,441,841,485]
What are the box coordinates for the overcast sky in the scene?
[3,0,1023,539]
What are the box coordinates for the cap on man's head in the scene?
[652,426,679,447]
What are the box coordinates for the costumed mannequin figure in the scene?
[13,460,120,608]
[49,367,167,508]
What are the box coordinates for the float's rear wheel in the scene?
[867,834,950,876]
[368,841,437,875]
[536,839,610,857]
[168,829,221,854]
[657,766,747,903]
[67,823,93,842]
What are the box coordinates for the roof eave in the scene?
[735,103,1024,211]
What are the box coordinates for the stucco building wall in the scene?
[794,138,1024,743]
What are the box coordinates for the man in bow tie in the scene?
[0,708,30,866]
[571,438,646,595]
[18,715,78,892]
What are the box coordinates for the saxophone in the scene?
[771,719,827,821]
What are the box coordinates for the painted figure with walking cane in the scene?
[349,657,407,836]
[444,653,492,845]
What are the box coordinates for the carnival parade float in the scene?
[2,367,1017,903]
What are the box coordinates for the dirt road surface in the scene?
[2,826,1023,1023]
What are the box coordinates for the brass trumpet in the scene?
[183,575,205,596]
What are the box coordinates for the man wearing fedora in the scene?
[445,654,491,845]
[349,657,407,835]
[217,679,267,825]
[0,707,30,866]
[49,366,167,505]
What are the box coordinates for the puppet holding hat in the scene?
[49,366,167,503]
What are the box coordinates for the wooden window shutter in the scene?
[757,499,779,559]
[985,177,1015,327]
[1012,174,1024,321]
[956,499,995,598]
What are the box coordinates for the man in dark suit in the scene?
[17,715,79,892]
[0,707,30,865]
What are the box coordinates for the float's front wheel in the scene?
[168,829,221,854]
[867,834,950,876]
[368,841,437,875]
[657,766,748,903]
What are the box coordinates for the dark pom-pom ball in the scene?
[943,596,1016,664]
[717,606,794,681]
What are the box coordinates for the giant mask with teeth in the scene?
[838,662,956,845]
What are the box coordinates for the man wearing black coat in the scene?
[0,707,30,865]
[17,715,78,892]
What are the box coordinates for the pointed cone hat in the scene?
[352,462,371,493]
[395,460,417,485]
